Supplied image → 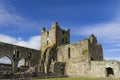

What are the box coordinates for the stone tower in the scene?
[40,22,70,73]
[40,22,70,52]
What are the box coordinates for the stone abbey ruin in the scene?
[0,22,120,79]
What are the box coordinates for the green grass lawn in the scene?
[33,77,118,80]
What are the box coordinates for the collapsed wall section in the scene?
[88,34,103,61]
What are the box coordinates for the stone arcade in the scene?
[0,42,39,73]
[0,22,120,78]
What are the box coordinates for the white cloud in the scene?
[0,1,41,50]
[106,48,120,53]
[73,22,120,42]
[105,57,120,61]
[73,22,120,47]
[16,35,41,50]
[0,34,40,50]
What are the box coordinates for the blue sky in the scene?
[0,0,120,62]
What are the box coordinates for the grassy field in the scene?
[33,77,119,80]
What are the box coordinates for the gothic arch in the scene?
[0,54,13,72]
[0,54,13,65]
[17,58,29,72]
[18,58,29,67]
[18,58,25,67]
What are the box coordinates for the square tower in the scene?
[40,22,70,52]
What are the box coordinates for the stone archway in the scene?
[0,55,13,72]
[106,67,114,77]
[41,46,57,74]
[0,56,11,64]
[17,58,29,72]
[18,59,25,67]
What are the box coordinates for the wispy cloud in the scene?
[0,1,41,50]
[71,8,120,59]
[72,21,120,56]
[73,22,120,41]
[0,1,40,29]
[106,48,120,53]
[0,34,40,50]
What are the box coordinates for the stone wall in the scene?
[65,61,90,77]
[40,22,70,74]
[57,38,91,76]
[57,39,89,62]
[39,22,120,78]
[64,60,120,77]
[41,27,56,52]
[90,60,120,77]
[56,34,104,77]
[0,64,12,72]
[88,34,103,61]
[54,62,66,75]
[0,42,40,72]
[40,22,70,56]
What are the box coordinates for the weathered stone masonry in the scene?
[0,42,40,73]
[0,22,120,78]
[39,22,120,78]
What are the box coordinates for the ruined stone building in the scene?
[0,22,120,78]
[0,42,40,73]
[38,22,120,78]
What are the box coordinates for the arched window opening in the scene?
[16,50,19,58]
[68,47,71,58]
[0,56,12,64]
[13,50,20,58]
[18,59,29,72]
[18,59,25,67]
[0,56,13,72]
[106,67,114,77]
[28,52,32,58]
[13,50,16,57]
[13,50,16,55]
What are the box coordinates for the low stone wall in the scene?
[89,60,120,77]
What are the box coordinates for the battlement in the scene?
[41,22,70,34]
[40,22,70,52]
